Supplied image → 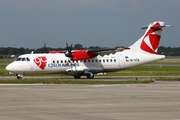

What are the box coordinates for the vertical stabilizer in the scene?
[129,21,170,54]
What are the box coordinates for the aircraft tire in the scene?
[17,76,22,79]
[74,75,81,79]
[87,74,94,79]
[16,74,22,79]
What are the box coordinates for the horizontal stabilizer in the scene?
[141,25,172,29]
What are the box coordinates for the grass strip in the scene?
[155,77,180,81]
[0,79,154,84]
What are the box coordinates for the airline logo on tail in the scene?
[33,56,47,70]
[140,22,163,54]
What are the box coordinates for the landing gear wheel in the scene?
[74,75,81,79]
[16,74,22,79]
[87,74,94,79]
[17,76,22,80]
[17,76,22,79]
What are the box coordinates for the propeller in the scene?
[64,42,73,58]
[44,43,47,53]
[41,42,48,53]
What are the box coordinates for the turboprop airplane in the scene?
[6,21,170,79]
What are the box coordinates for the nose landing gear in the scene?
[16,74,23,79]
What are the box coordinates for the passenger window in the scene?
[57,60,59,63]
[110,59,112,62]
[114,59,116,62]
[53,60,55,63]
[107,59,109,62]
[84,60,86,63]
[61,60,63,63]
[99,59,101,62]
[103,59,105,62]
[96,59,98,62]
[88,60,90,63]
[92,60,94,62]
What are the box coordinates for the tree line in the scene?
[0,44,180,56]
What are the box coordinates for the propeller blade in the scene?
[44,42,47,53]
[65,42,73,57]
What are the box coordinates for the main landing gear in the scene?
[74,74,94,79]
[74,75,81,79]
[73,70,94,79]
[86,74,94,79]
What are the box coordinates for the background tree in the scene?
[74,44,83,49]
[0,45,180,56]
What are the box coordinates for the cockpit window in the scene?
[16,57,30,61]
[22,58,26,61]
[16,58,22,61]
[26,57,30,61]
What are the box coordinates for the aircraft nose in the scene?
[6,64,14,72]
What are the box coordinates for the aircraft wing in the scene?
[87,48,122,56]
[64,47,128,60]
[87,48,117,53]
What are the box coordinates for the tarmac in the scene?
[0,81,180,120]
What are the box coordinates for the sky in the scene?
[0,0,179,49]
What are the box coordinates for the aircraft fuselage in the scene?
[6,51,165,76]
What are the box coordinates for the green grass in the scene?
[0,59,180,76]
[1,58,180,84]
[0,66,10,76]
[0,58,14,64]
[109,66,180,76]
[0,79,154,84]
[149,62,180,64]
[155,77,180,81]
[1,58,180,76]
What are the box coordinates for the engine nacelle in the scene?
[71,50,98,61]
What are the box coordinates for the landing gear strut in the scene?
[84,69,94,79]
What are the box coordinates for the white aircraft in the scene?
[6,21,170,79]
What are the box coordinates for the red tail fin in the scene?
[128,21,170,54]
[140,22,162,54]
